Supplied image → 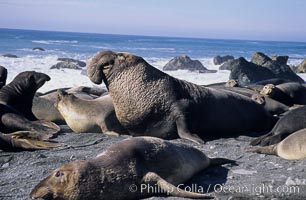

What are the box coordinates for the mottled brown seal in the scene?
[87,51,275,143]
[54,90,128,135]
[247,128,306,160]
[30,136,235,200]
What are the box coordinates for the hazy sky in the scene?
[0,0,305,41]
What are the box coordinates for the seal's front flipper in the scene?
[176,117,204,144]
[32,120,61,135]
[245,145,277,155]
[249,132,272,146]
[142,172,213,199]
[0,132,61,151]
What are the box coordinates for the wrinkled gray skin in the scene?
[87,51,275,143]
[30,137,234,200]
[250,105,306,146]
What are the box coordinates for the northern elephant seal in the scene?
[247,128,306,160]
[54,90,128,135]
[87,51,275,143]
[30,136,235,200]
[0,71,60,134]
[261,82,306,106]
[0,65,8,89]
[250,105,306,146]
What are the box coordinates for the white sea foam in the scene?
[0,55,305,93]
[32,40,79,45]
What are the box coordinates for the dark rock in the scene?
[251,52,304,83]
[163,55,215,73]
[229,57,276,86]
[271,55,289,65]
[213,55,234,65]
[1,54,18,58]
[294,59,306,73]
[50,61,81,70]
[219,59,236,70]
[57,58,86,67]
[32,47,45,51]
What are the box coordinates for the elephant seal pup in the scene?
[250,105,306,146]
[251,94,289,115]
[0,71,60,134]
[87,51,275,143]
[247,128,306,160]
[30,136,235,200]
[54,90,128,135]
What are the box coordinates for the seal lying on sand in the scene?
[55,90,128,135]
[260,83,306,106]
[250,105,306,146]
[251,94,289,115]
[30,136,235,200]
[247,128,306,160]
[0,71,60,134]
[87,51,275,143]
[33,86,107,124]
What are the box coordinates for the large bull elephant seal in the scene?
[87,51,275,143]
[30,136,235,200]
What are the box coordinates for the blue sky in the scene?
[0,0,305,41]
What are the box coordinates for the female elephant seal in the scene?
[54,90,128,135]
[250,105,306,146]
[0,71,60,134]
[30,136,235,200]
[87,51,275,143]
[247,128,306,160]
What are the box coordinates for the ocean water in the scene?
[0,28,306,92]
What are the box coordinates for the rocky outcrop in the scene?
[251,52,303,83]
[50,61,81,70]
[51,58,86,70]
[163,55,216,73]
[219,59,236,70]
[213,55,234,65]
[1,54,18,58]
[271,55,289,65]
[32,47,45,51]
[229,57,276,86]
[57,58,86,67]
[294,59,306,73]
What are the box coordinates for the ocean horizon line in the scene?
[1,27,306,44]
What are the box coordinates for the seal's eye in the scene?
[55,171,62,177]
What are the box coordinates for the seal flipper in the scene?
[142,172,213,199]
[249,132,273,146]
[0,132,61,151]
[245,145,277,155]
